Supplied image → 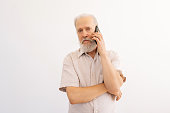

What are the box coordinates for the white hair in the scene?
[74,13,98,27]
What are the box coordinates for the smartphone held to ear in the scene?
[94,26,100,44]
[95,26,100,32]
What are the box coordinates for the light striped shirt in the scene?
[59,48,123,113]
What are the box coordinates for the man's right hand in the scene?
[108,89,122,101]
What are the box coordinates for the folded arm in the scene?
[101,54,124,94]
[66,83,107,104]
[66,69,126,104]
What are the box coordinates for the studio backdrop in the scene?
[0,0,170,113]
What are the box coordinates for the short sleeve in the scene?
[109,50,126,83]
[109,50,121,70]
[59,54,80,92]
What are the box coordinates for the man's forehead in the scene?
[76,17,95,28]
[77,24,94,29]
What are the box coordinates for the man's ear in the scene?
[117,70,126,83]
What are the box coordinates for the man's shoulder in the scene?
[63,49,79,60]
[106,49,118,58]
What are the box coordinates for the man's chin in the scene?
[80,43,97,53]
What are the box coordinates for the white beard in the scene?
[79,38,97,53]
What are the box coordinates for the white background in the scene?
[0,0,170,113]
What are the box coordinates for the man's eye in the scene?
[86,28,90,31]
[78,29,83,32]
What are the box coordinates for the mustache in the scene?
[81,37,94,44]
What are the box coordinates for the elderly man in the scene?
[59,14,126,113]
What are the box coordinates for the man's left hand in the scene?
[91,32,107,56]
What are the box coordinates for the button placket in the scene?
[90,59,97,86]
[93,97,98,113]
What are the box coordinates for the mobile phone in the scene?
[95,25,100,32]
[94,26,100,44]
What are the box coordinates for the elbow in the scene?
[104,81,123,94]
[68,94,88,104]
[107,88,120,95]
[107,83,122,94]
[67,93,75,104]
[66,87,83,104]
[68,95,83,104]
[68,94,79,104]
[66,88,78,104]
[66,87,90,104]
[105,83,121,95]
[69,99,77,104]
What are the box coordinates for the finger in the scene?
[119,92,122,98]
[92,34,103,41]
[97,34,103,41]
[116,95,121,101]
[92,32,102,37]
[92,37,100,44]
[91,33,103,39]
[91,36,101,41]
[97,32,103,40]
[116,92,122,101]
[95,32,103,40]
[112,95,116,100]
[113,96,116,100]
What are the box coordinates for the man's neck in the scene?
[87,48,97,59]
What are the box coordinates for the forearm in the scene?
[100,53,123,93]
[66,83,107,104]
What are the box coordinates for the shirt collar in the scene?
[78,48,85,58]
[78,48,100,58]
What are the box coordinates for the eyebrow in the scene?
[77,28,82,31]
[78,26,91,29]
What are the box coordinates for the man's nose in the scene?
[82,30,88,37]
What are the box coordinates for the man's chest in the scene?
[73,57,104,87]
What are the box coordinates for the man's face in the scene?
[75,16,96,45]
